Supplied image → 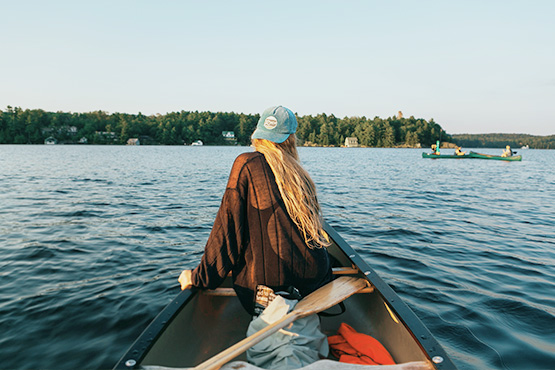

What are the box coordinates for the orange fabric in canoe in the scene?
[328,323,395,365]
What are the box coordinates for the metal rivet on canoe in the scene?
[125,359,137,367]
[364,271,371,275]
[432,356,444,364]
[349,254,355,258]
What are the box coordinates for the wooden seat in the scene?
[208,267,374,296]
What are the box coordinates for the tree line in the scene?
[0,106,453,147]
[452,133,555,149]
[4,106,553,149]
[0,106,451,147]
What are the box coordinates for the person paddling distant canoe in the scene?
[455,146,466,156]
[178,105,332,369]
[502,145,513,157]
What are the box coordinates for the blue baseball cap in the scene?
[251,106,297,144]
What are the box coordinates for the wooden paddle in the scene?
[193,276,368,370]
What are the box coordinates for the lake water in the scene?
[0,145,553,370]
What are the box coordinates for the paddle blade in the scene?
[294,276,368,317]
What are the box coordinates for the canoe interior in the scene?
[140,287,251,366]
[139,278,427,367]
[115,223,456,369]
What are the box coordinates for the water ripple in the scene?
[1,146,554,370]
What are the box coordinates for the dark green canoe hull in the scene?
[468,151,522,161]
[422,152,522,161]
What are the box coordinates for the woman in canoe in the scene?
[455,146,466,156]
[178,105,332,369]
[502,145,513,157]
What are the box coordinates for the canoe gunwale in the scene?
[114,289,197,369]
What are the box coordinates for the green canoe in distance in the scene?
[422,152,522,161]
[468,151,522,161]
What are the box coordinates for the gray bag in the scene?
[246,296,329,370]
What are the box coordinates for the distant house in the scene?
[191,140,203,146]
[67,126,78,136]
[344,137,359,147]
[127,138,140,145]
[44,136,57,145]
[79,137,88,144]
[222,131,237,145]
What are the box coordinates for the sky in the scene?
[1,0,554,135]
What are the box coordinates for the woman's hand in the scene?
[178,269,193,290]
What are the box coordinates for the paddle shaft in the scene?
[193,276,367,370]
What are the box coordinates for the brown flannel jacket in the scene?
[191,151,332,314]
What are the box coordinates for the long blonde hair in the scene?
[253,135,329,248]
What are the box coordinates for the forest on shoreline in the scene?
[451,133,554,149]
[1,106,553,148]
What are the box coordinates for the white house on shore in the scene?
[222,131,237,145]
[344,137,359,147]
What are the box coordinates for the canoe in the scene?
[422,152,522,161]
[422,153,470,159]
[468,151,522,161]
[114,222,457,370]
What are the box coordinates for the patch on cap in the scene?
[263,116,278,130]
